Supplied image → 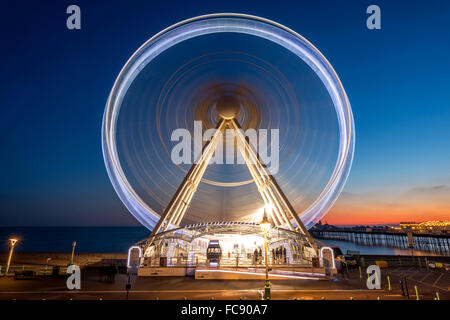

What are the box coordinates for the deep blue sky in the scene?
[1,0,449,226]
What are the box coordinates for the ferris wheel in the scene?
[102,13,354,251]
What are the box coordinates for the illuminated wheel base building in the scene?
[140,222,316,266]
[132,222,329,279]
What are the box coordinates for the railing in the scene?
[141,255,317,270]
[355,254,450,268]
[0,264,69,276]
[311,229,450,255]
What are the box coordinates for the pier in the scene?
[311,228,450,255]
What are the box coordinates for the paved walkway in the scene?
[0,265,448,300]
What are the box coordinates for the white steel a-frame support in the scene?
[146,118,317,252]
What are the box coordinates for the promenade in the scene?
[0,264,448,300]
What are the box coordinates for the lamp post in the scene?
[45,257,51,276]
[5,238,18,276]
[70,241,77,265]
[260,209,271,300]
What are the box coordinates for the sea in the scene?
[0,227,149,253]
[0,227,445,256]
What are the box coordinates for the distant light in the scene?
[9,239,18,246]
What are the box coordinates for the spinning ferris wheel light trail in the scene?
[102,13,354,274]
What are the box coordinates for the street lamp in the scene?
[45,257,52,276]
[70,241,77,265]
[260,208,271,300]
[5,238,18,276]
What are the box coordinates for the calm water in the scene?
[0,227,149,253]
[0,227,446,256]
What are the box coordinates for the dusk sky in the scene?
[1,0,449,226]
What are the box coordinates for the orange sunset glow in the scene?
[324,185,450,225]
